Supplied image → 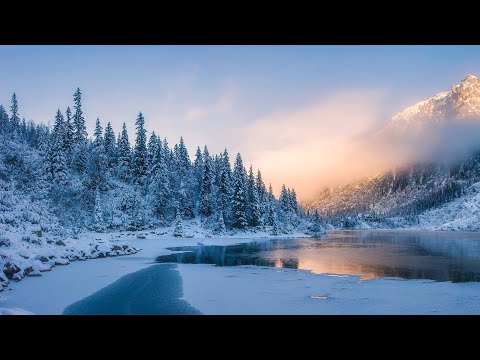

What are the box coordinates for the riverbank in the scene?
[0,231,303,314]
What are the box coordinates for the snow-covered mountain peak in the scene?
[383,73,480,135]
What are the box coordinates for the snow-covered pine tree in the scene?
[173,202,184,237]
[246,166,262,227]
[117,122,132,182]
[256,169,267,216]
[177,136,191,176]
[290,188,299,215]
[279,184,290,214]
[215,209,227,234]
[266,183,277,226]
[93,117,103,145]
[193,146,204,205]
[104,122,116,169]
[270,206,280,235]
[312,210,323,236]
[232,153,248,228]
[94,187,103,224]
[52,109,66,146]
[148,156,172,219]
[64,106,74,155]
[147,132,159,172]
[133,112,148,185]
[47,111,69,187]
[10,93,20,133]
[71,89,88,173]
[88,117,108,190]
[219,149,233,224]
[72,88,87,143]
[0,105,9,135]
[200,146,216,218]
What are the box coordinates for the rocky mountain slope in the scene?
[307,74,480,230]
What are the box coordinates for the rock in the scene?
[111,245,123,251]
[22,235,42,245]
[46,240,54,244]
[32,229,42,237]
[122,245,129,250]
[27,271,42,277]
[127,226,137,232]
[54,258,69,265]
[38,256,49,263]
[55,240,66,246]
[23,266,34,276]
[0,236,10,248]
[3,262,22,280]
[137,235,146,239]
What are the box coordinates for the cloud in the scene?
[240,89,387,200]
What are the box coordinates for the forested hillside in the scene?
[0,89,308,238]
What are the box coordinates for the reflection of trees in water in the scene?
[156,232,480,282]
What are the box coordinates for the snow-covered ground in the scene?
[0,221,309,314]
[3,227,480,314]
[413,181,480,231]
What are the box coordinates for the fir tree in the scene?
[246,166,262,226]
[52,109,66,146]
[193,146,204,202]
[256,169,267,212]
[219,149,233,223]
[215,209,227,234]
[173,202,184,237]
[64,106,74,154]
[177,136,191,177]
[290,188,299,215]
[10,93,20,132]
[270,209,280,235]
[117,122,132,182]
[72,88,87,143]
[149,157,171,218]
[0,105,9,134]
[104,122,116,168]
[147,132,159,172]
[94,187,103,224]
[312,210,323,236]
[279,184,290,214]
[93,117,103,146]
[47,111,69,187]
[133,112,148,185]
[200,146,216,218]
[89,117,107,190]
[232,153,248,228]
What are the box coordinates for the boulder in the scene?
[0,236,10,248]
[137,235,146,239]
[111,245,123,251]
[3,262,22,280]
[23,266,34,276]
[32,229,42,237]
[55,240,66,246]
[38,256,49,263]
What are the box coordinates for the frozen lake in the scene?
[156,230,480,282]
[5,230,480,314]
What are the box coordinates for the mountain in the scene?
[380,74,480,136]
[307,74,480,230]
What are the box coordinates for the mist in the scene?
[240,91,480,202]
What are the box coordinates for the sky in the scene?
[1,45,480,200]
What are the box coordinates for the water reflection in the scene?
[156,230,480,282]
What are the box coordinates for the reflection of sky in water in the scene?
[156,231,480,282]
